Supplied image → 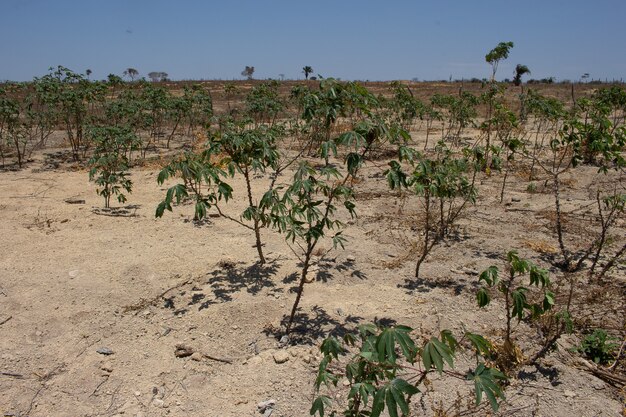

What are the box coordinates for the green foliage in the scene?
[155,150,231,220]
[244,81,284,125]
[312,324,505,417]
[485,41,514,80]
[477,251,555,347]
[562,88,626,170]
[575,329,619,364]
[431,92,478,142]
[88,126,140,208]
[386,142,477,277]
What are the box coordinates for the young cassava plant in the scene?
[476,251,557,367]
[311,323,506,417]
[88,126,140,208]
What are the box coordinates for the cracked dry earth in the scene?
[0,143,624,417]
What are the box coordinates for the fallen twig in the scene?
[202,353,233,364]
[89,375,109,397]
[0,316,12,326]
[1,371,24,379]
[574,357,626,387]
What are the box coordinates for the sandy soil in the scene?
[0,131,624,417]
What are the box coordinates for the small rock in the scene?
[152,398,165,408]
[231,325,239,330]
[302,355,312,364]
[342,379,350,387]
[174,344,194,358]
[511,197,521,203]
[336,308,344,316]
[273,351,290,364]
[134,391,141,397]
[101,362,113,373]
[279,335,290,345]
[346,255,356,262]
[190,352,203,362]
[257,399,276,412]
[97,347,114,356]
[450,268,465,275]
[563,390,577,398]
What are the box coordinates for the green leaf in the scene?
[310,395,331,417]
[476,288,491,308]
[422,337,455,374]
[465,332,493,357]
[467,364,506,412]
[479,266,499,286]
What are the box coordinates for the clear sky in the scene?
[1,0,625,82]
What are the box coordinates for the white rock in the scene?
[273,351,290,364]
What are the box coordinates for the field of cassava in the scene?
[0,64,625,417]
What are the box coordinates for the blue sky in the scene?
[1,0,625,82]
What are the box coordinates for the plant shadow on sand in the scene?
[399,274,479,296]
[92,204,141,217]
[264,305,366,345]
[161,259,284,314]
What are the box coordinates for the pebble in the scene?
[101,362,113,373]
[174,343,194,358]
[346,255,356,262]
[273,351,290,364]
[563,390,577,398]
[257,399,276,412]
[152,398,165,408]
[190,352,203,362]
[97,347,114,356]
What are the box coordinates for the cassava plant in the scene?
[88,126,140,208]
[386,142,477,278]
[270,161,357,334]
[311,323,506,417]
[524,93,625,271]
[476,251,562,367]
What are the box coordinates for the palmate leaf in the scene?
[375,325,416,364]
[310,395,331,417]
[467,364,506,412]
[465,332,494,357]
[370,378,419,417]
[422,337,455,373]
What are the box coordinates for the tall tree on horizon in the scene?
[123,68,139,81]
[302,66,313,80]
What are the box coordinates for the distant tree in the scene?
[86,69,92,80]
[241,66,255,80]
[123,68,139,81]
[513,64,531,86]
[302,66,313,80]
[485,41,514,81]
[107,74,124,86]
[148,71,168,82]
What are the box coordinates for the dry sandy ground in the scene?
[0,142,624,416]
